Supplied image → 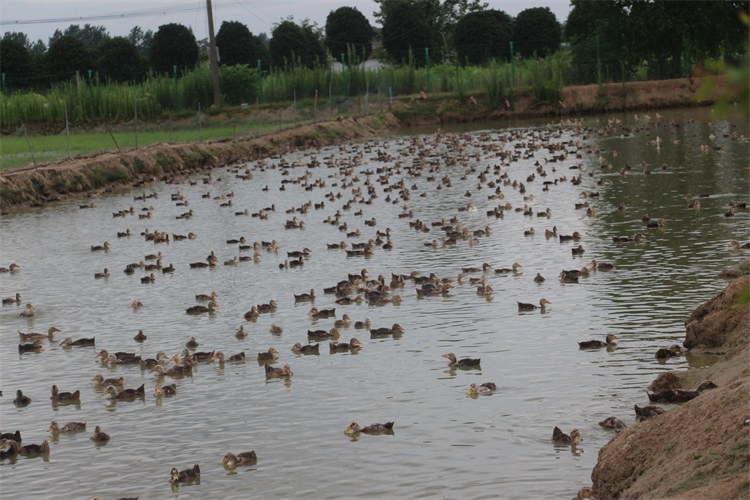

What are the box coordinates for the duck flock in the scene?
[1,110,748,498]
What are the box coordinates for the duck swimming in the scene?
[186,301,217,315]
[211,351,246,363]
[18,303,35,317]
[291,343,320,355]
[49,421,86,433]
[265,363,293,378]
[18,340,43,353]
[18,326,60,341]
[552,427,582,445]
[170,464,200,483]
[344,421,394,435]
[329,338,363,352]
[578,334,619,349]
[257,348,279,363]
[468,382,497,396]
[655,344,684,359]
[91,374,124,387]
[517,298,551,312]
[3,292,21,305]
[50,385,80,403]
[598,417,627,431]
[133,330,147,342]
[104,384,145,401]
[220,451,257,467]
[154,383,177,397]
[18,440,50,457]
[59,337,96,347]
[90,425,110,443]
[0,440,19,460]
[442,352,481,368]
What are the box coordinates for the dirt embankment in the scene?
[0,114,399,213]
[590,275,750,499]
[0,76,732,213]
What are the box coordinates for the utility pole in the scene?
[206,0,221,108]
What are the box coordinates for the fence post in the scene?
[257,59,263,102]
[173,65,179,110]
[133,95,139,149]
[596,34,602,85]
[64,102,71,159]
[169,113,173,144]
[509,42,515,89]
[341,53,347,97]
[425,47,431,92]
[22,124,38,170]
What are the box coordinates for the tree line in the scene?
[1,0,747,92]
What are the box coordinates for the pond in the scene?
[1,106,748,499]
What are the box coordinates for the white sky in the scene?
[1,0,572,44]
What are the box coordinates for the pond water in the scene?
[1,106,748,499]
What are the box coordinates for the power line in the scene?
[0,2,203,26]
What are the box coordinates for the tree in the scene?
[149,23,199,75]
[127,26,153,59]
[513,7,561,58]
[381,1,437,65]
[325,7,373,63]
[96,37,145,82]
[216,21,256,66]
[269,19,327,69]
[219,64,257,104]
[46,35,92,81]
[0,38,33,88]
[453,9,512,65]
[49,24,110,50]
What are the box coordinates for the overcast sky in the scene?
[1,0,572,44]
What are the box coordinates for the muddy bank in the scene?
[0,114,399,213]
[590,275,750,499]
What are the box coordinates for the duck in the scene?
[185,336,199,349]
[559,231,583,242]
[344,421,394,435]
[140,273,156,284]
[728,240,750,251]
[91,374,124,387]
[244,306,259,321]
[294,289,316,302]
[186,300,217,315]
[18,326,60,341]
[264,363,293,378]
[599,417,627,431]
[59,337,96,347]
[235,325,248,338]
[131,300,143,310]
[3,292,22,305]
[655,344,684,359]
[354,318,371,330]
[195,291,218,302]
[257,300,277,313]
[442,352,481,368]
[97,349,141,364]
[90,241,110,252]
[552,426,582,445]
[589,259,614,271]
[90,425,110,443]
[517,298,551,312]
[18,340,43,353]
[50,385,80,403]
[154,383,177,397]
[0,430,22,444]
[0,440,21,460]
[0,262,20,273]
[307,327,340,340]
[495,262,523,275]
[369,324,404,336]
[211,351,246,363]
[13,390,30,407]
[94,268,110,279]
[308,307,336,319]
[257,348,279,363]
[153,363,193,377]
[18,303,35,317]
[18,440,50,456]
[647,381,716,403]
[291,343,320,355]
[571,244,586,255]
[468,382,497,396]
[334,314,351,328]
[104,384,145,400]
[270,323,283,335]
[634,404,666,421]
[220,451,257,467]
[134,330,147,342]
[329,338,363,352]
[578,333,619,349]
[48,421,86,433]
[170,464,200,483]
[612,233,646,243]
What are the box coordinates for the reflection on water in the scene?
[0,107,748,499]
